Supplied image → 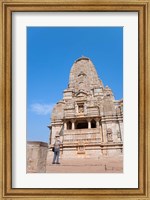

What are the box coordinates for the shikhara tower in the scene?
[48,57,123,160]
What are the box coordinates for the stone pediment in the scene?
[75,91,87,97]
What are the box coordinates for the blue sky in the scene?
[27,27,123,143]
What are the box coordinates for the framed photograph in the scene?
[0,0,149,199]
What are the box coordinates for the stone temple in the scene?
[47,56,123,161]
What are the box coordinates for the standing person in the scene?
[52,134,62,164]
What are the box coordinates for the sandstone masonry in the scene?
[47,57,123,161]
[27,141,48,173]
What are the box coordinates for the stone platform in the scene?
[46,156,123,173]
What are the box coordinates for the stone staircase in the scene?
[46,156,123,173]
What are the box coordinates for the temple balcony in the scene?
[63,128,102,144]
[64,128,99,135]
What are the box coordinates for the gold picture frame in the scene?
[0,0,150,199]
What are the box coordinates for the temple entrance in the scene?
[67,121,72,130]
[75,120,88,129]
[91,119,96,128]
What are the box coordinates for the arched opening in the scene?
[75,120,88,129]
[91,119,96,128]
[67,121,72,130]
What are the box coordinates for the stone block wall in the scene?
[27,141,48,173]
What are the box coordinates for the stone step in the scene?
[46,157,123,173]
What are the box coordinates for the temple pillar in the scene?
[95,118,100,128]
[64,122,67,130]
[101,122,107,143]
[71,119,75,130]
[87,119,91,129]
[99,124,102,142]
[72,122,75,130]
[118,120,123,142]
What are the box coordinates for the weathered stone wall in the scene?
[27,141,48,173]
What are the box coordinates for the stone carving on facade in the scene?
[78,104,84,113]
[84,103,87,115]
[75,103,78,113]
[65,101,74,109]
[117,130,121,138]
[107,128,113,142]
